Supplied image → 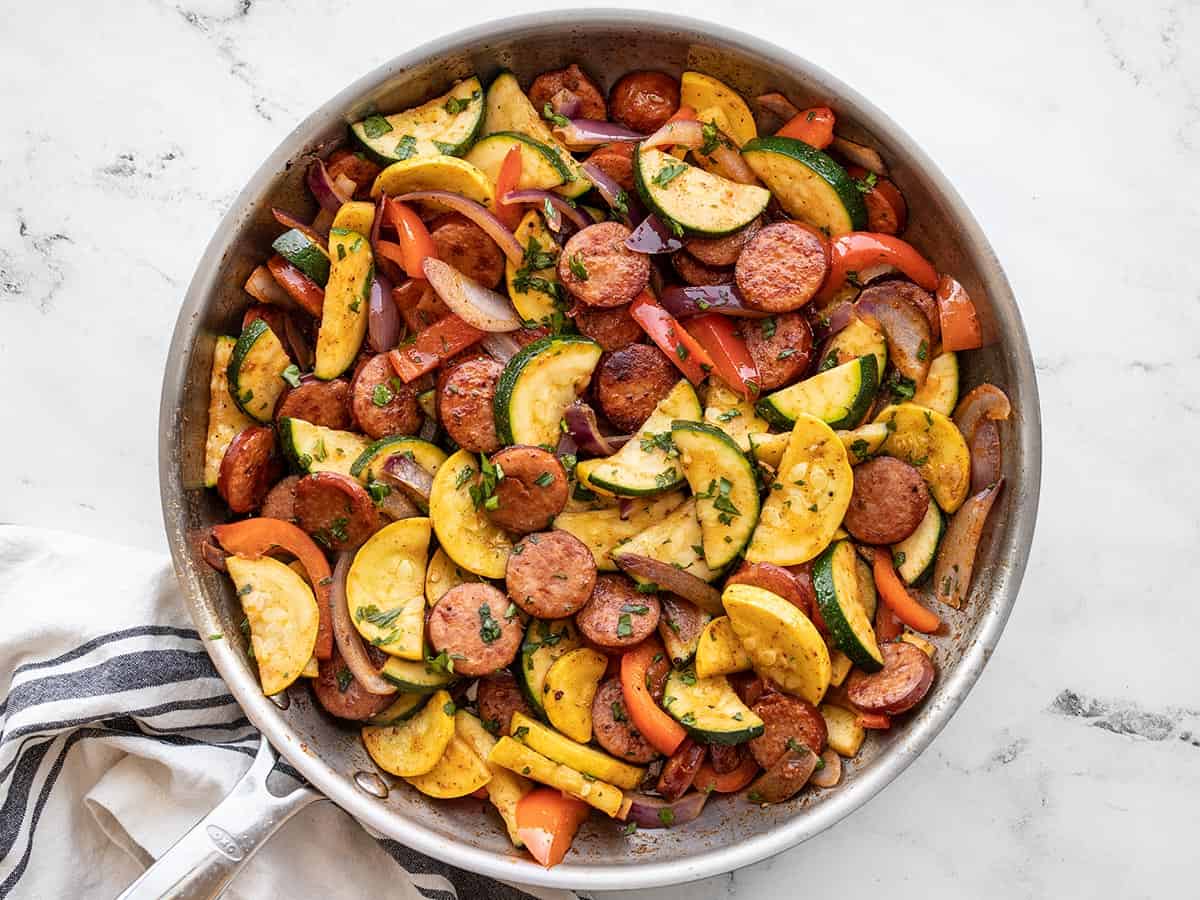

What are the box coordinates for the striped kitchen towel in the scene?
[0,525,574,900]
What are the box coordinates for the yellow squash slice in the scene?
[456,711,533,847]
[428,449,512,578]
[872,403,971,512]
[346,518,431,659]
[542,648,608,743]
[362,689,456,777]
[404,734,492,799]
[695,615,752,679]
[509,712,646,790]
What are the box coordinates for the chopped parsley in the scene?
[568,252,589,281]
[819,352,840,372]
[616,613,633,638]
[786,737,807,754]
[917,339,929,361]
[885,370,917,402]
[542,102,570,128]
[443,701,457,716]
[444,91,480,114]
[699,120,726,156]
[425,649,456,676]
[657,808,675,827]
[622,821,638,836]
[850,438,871,460]
[478,602,502,644]
[611,702,627,723]
[366,479,391,503]
[680,711,696,726]
[513,725,530,740]
[651,161,688,188]
[372,383,393,407]
[893,550,907,567]
[854,171,878,194]
[280,364,302,388]
[360,114,392,138]
[676,342,689,361]
[636,582,659,594]
[620,603,650,615]
[336,667,353,692]
[777,348,797,360]
[468,453,503,509]
[534,471,554,487]
[716,408,742,422]
[612,190,630,217]
[432,140,457,155]
[454,464,475,489]
[390,134,418,160]
[639,431,678,456]
[356,604,402,629]
[653,468,679,489]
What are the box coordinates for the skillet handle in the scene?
[116,735,323,900]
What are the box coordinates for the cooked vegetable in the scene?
[346,518,431,659]
[350,434,446,484]
[819,232,938,302]
[934,479,1004,609]
[703,378,770,453]
[680,72,757,146]
[272,228,330,286]
[379,656,454,693]
[542,647,608,743]
[695,615,751,678]
[741,136,866,235]
[424,546,480,606]
[662,668,764,745]
[776,106,835,148]
[892,501,944,585]
[330,200,377,237]
[615,498,717,586]
[624,790,709,829]
[936,275,983,351]
[423,257,521,333]
[362,688,456,777]
[367,692,426,725]
[505,209,564,326]
[428,449,513,578]
[351,76,485,164]
[911,351,959,416]
[489,737,624,817]
[515,788,591,868]
[330,552,397,695]
[204,337,254,487]
[510,712,646,790]
[228,318,291,422]
[620,638,687,756]
[405,734,492,798]
[518,618,583,716]
[871,404,971,513]
[465,131,570,191]
[612,552,722,615]
[388,314,485,383]
[456,710,533,847]
[314,228,373,380]
[819,703,866,757]
[820,317,886,384]
[812,540,884,671]
[279,418,369,479]
[628,293,717,385]
[494,335,603,447]
[554,492,687,571]
[872,549,941,633]
[634,148,770,236]
[226,555,320,696]
[756,355,878,430]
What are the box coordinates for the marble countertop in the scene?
[2,1,1196,897]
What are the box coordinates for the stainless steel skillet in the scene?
[146,10,1041,896]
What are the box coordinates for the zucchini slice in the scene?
[226,555,320,696]
[670,420,760,569]
[351,76,484,165]
[813,540,884,672]
[314,228,372,380]
[428,449,512,578]
[370,155,495,210]
[204,336,253,487]
[892,499,945,585]
[616,497,719,590]
[404,733,491,799]
[505,210,565,328]
[518,618,583,717]
[746,430,790,469]
[367,692,427,726]
[703,378,770,453]
[456,711,533,848]
[576,380,702,497]
[271,228,329,286]
[227,318,291,423]
[362,688,456,777]
[634,147,770,237]
[380,656,454,693]
[838,421,892,464]
[746,414,853,565]
[694,615,752,679]
[722,582,832,705]
[464,131,570,191]
[330,201,376,236]
[350,434,447,485]
[741,136,868,235]
[482,71,591,198]
[756,354,878,430]
[553,492,687,571]
[819,317,886,384]
[910,351,959,417]
[680,72,757,146]
[662,667,764,745]
[424,546,480,606]
[872,403,971,512]
[494,335,603,448]
[346,518,430,660]
[509,711,645,790]
[541,647,609,743]
[279,417,369,478]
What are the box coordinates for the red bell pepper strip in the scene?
[693,755,760,793]
[628,291,715,385]
[494,146,524,231]
[684,312,761,399]
[620,638,687,756]
[384,199,437,279]
[872,549,942,634]
[776,106,836,149]
[515,788,591,868]
[211,518,333,660]
[874,595,904,643]
[388,314,485,383]
[819,232,939,302]
[856,711,892,730]
[936,274,983,351]
[266,255,324,317]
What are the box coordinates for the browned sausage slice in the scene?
[260,474,300,522]
[596,343,677,433]
[275,378,353,430]
[843,457,930,544]
[572,303,643,351]
[584,142,635,192]
[312,646,394,720]
[438,356,503,454]
[428,583,524,678]
[685,218,761,268]
[591,678,659,763]
[671,251,734,287]
[730,672,766,708]
[709,743,744,775]
[747,747,820,803]
[351,354,422,439]
[506,530,597,619]
[485,446,569,534]
[735,222,829,312]
[738,312,813,391]
[557,222,650,308]
[608,71,680,134]
[846,641,935,714]
[476,670,536,736]
[575,574,660,650]
[749,693,828,769]
[528,64,608,120]
[656,737,705,802]
[726,562,814,620]
[218,426,282,514]
[293,471,380,550]
[429,213,505,289]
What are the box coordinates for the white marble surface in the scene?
[2,0,1197,897]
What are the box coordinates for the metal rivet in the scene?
[354,771,389,799]
[269,691,290,710]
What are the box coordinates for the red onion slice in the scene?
[418,417,438,442]
[480,332,522,364]
[623,790,708,829]
[830,136,888,177]
[307,158,350,213]
[934,479,1004,610]
[953,383,1012,446]
[564,402,630,457]
[658,285,767,319]
[369,194,386,251]
[553,118,645,150]
[367,273,400,353]
[244,264,295,307]
[199,533,228,573]
[581,161,644,226]
[855,290,933,385]
[626,215,683,254]
[809,749,842,788]
[330,552,396,696]
[391,191,524,264]
[422,257,521,332]
[271,208,327,249]
[642,119,705,152]
[547,89,581,119]
[380,453,434,512]
[502,189,592,232]
[969,418,1002,495]
[284,314,314,371]
[757,92,801,120]
[613,553,723,616]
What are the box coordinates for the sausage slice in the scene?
[749,694,828,769]
[748,747,820,803]
[591,678,659,763]
[575,574,660,650]
[351,354,422,439]
[218,426,282,514]
[558,222,650,308]
[843,457,930,544]
[726,561,814,620]
[608,71,680,134]
[672,251,734,287]
[429,213,505,289]
[846,641,935,714]
[428,583,524,678]
[584,142,635,192]
[312,646,394,721]
[485,446,569,534]
[572,303,643,351]
[439,356,503,454]
[738,312,813,391]
[709,743,745,775]
[260,474,300,522]
[275,379,352,430]
[476,671,536,737]
[656,737,705,802]
[293,471,380,550]
[685,218,761,268]
[735,222,829,312]
[506,530,597,619]
[596,343,677,433]
[528,64,607,120]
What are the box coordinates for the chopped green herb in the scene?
[760,317,777,339]
[850,439,871,460]
[716,408,742,422]
[777,348,797,360]
[361,114,393,138]
[425,649,456,676]
[658,807,676,827]
[676,342,689,362]
[432,140,457,155]
[917,339,929,361]
[478,602,502,644]
[336,667,353,692]
[367,480,391,503]
[651,161,688,188]
[654,467,678,489]
[513,725,530,740]
[616,613,633,638]
[280,364,302,388]
[699,120,726,156]
[893,551,907,567]
[534,471,554,487]
[542,102,570,128]
[568,253,589,281]
[612,190,629,217]
[356,604,402,629]
[444,92,478,115]
[636,582,659,594]
[611,702,628,723]
[372,383,394,407]
[443,701,456,716]
[622,821,638,836]
[854,171,878,193]
[208,632,223,641]
[455,465,475,489]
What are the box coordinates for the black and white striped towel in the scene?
[0,526,575,900]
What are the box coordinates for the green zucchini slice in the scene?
[351,76,484,165]
[634,147,770,237]
[464,131,570,191]
[910,351,959,417]
[380,656,455,693]
[366,692,427,725]
[227,318,291,423]
[350,435,448,486]
[662,667,764,745]
[494,335,602,448]
[813,540,884,672]
[756,354,878,430]
[518,618,583,717]
[741,136,867,235]
[819,317,886,385]
[892,500,945,586]
[616,497,720,593]
[278,417,369,478]
[271,228,330,286]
